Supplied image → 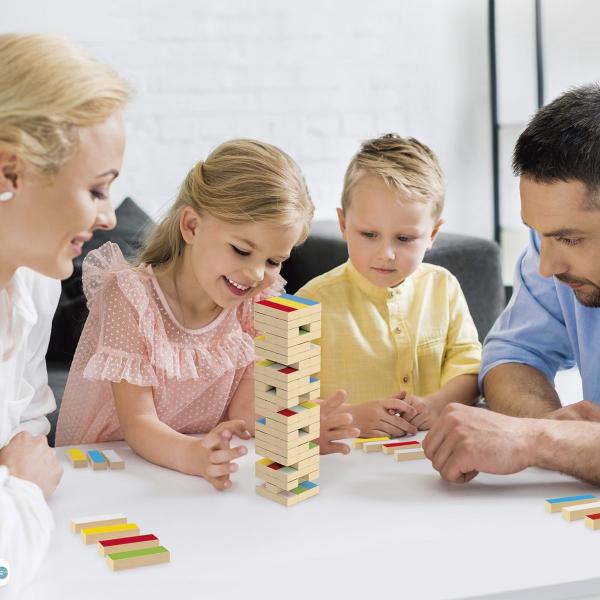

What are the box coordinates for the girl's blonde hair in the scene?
[0,33,131,175]
[341,133,446,218]
[139,139,314,270]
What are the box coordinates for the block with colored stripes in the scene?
[67,448,88,468]
[352,437,390,449]
[585,513,600,530]
[98,534,159,556]
[87,450,108,470]
[106,545,170,571]
[382,440,422,455]
[81,523,140,544]
[256,481,320,507]
[256,440,320,467]
[255,294,321,323]
[256,457,320,490]
[544,494,596,513]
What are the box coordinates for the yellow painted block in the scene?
[81,523,140,544]
[67,448,88,468]
[352,437,390,448]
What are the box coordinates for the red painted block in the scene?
[383,441,421,448]
[279,367,297,375]
[587,512,600,520]
[278,409,296,417]
[99,534,158,548]
[267,462,284,470]
[256,299,296,313]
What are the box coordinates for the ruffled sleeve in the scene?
[81,242,158,387]
[238,273,286,337]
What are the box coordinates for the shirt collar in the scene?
[345,259,408,301]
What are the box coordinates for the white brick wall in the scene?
[4,0,493,237]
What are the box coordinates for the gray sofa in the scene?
[45,204,505,446]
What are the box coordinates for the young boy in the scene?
[297,134,481,438]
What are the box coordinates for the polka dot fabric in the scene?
[55,242,284,445]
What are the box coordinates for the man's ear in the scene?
[427,218,444,250]
[336,207,347,241]
[180,206,203,244]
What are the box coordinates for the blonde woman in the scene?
[56,139,359,490]
[0,33,129,593]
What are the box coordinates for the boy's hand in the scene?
[401,394,444,431]
[352,394,418,438]
[195,420,250,491]
[317,390,360,455]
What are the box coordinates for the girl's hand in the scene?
[195,420,251,491]
[353,394,418,438]
[317,390,360,455]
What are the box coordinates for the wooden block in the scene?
[101,449,125,469]
[362,440,395,453]
[254,320,321,343]
[544,493,596,513]
[256,464,321,491]
[255,428,319,452]
[256,419,320,442]
[106,545,170,571]
[67,448,88,468]
[256,401,320,429]
[70,513,127,534]
[352,437,389,449]
[255,378,320,402]
[562,501,600,521]
[255,387,320,410]
[255,356,320,384]
[254,312,321,333]
[584,513,600,530]
[255,334,311,354]
[256,437,314,460]
[264,482,281,493]
[256,481,319,506]
[382,440,422,455]
[87,450,108,470]
[255,344,321,366]
[256,413,320,435]
[294,455,321,470]
[394,447,426,461]
[98,534,159,556]
[256,441,319,467]
[81,523,140,544]
[255,296,321,322]
[255,456,320,486]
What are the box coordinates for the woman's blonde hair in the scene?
[341,133,446,218]
[138,138,314,270]
[0,33,131,175]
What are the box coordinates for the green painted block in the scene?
[308,442,318,450]
[108,545,169,561]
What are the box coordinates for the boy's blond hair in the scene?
[0,33,131,176]
[341,133,446,218]
[138,138,314,271]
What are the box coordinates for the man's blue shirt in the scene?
[480,230,600,402]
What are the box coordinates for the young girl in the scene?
[56,139,358,490]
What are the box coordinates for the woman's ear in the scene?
[336,207,347,241]
[427,218,444,250]
[0,152,21,199]
[180,206,202,244]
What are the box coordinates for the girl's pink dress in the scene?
[55,242,283,445]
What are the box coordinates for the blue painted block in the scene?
[256,417,266,425]
[280,294,319,307]
[546,493,595,504]
[309,376,318,383]
[299,481,318,491]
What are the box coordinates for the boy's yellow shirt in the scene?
[296,260,482,404]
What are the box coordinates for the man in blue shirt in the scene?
[424,83,600,484]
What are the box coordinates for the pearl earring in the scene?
[0,191,13,202]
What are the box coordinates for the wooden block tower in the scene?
[254,293,321,506]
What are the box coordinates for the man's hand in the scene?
[422,404,535,484]
[546,400,600,422]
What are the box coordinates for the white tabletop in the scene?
[19,433,600,600]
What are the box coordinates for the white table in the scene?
[18,431,600,600]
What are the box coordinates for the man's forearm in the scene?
[530,419,600,485]
[483,363,561,417]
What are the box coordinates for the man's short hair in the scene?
[513,83,600,208]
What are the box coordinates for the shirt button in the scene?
[402,375,409,383]
[394,326,402,334]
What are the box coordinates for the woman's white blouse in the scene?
[0,267,60,595]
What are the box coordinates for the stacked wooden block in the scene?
[254,294,321,507]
